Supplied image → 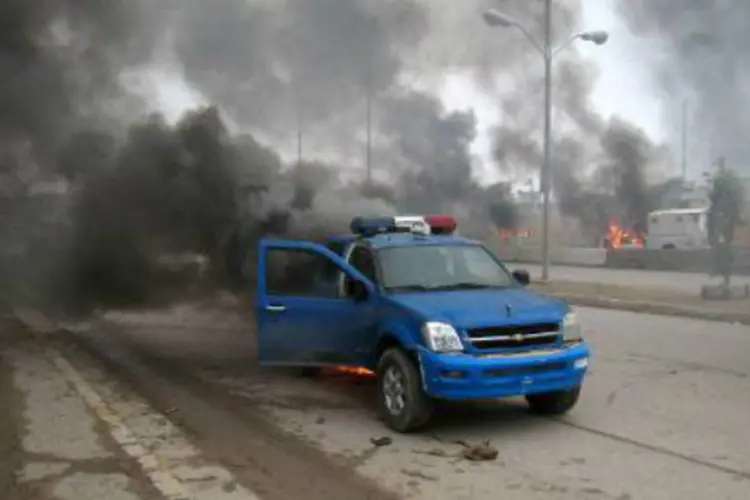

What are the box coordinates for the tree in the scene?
[707,160,745,287]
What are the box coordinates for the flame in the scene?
[331,366,375,376]
[606,219,644,249]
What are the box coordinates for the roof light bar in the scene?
[393,215,430,235]
[424,214,457,235]
[349,214,458,237]
[349,216,396,237]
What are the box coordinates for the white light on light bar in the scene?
[393,215,431,235]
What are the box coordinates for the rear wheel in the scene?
[526,385,581,415]
[375,347,434,433]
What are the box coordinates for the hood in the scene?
[387,287,567,328]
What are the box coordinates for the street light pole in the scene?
[366,90,372,184]
[541,0,552,282]
[481,6,608,283]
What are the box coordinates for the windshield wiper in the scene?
[387,283,506,292]
[426,282,498,291]
[386,284,433,292]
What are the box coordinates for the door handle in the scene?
[265,305,286,312]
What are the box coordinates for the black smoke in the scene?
[171,0,428,147]
[599,118,663,234]
[489,6,672,241]
[0,0,164,313]
[1,0,674,316]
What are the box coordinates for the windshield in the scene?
[377,244,516,292]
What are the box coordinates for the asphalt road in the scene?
[96,304,750,498]
[5,302,750,499]
[507,263,750,292]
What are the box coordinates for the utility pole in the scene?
[482,4,607,283]
[681,98,688,182]
[364,71,374,186]
[540,0,552,282]
[296,108,302,167]
[366,91,372,184]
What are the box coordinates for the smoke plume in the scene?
[614,0,750,169]
[488,1,673,241]
[0,0,676,316]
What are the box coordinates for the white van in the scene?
[646,208,709,250]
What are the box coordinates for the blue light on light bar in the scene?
[349,216,396,236]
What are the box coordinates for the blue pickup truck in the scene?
[254,214,589,432]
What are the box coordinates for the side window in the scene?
[265,248,338,298]
[348,246,378,283]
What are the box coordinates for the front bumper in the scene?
[417,342,589,401]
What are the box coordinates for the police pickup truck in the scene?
[254,214,589,432]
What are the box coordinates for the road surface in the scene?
[3,302,750,499]
[507,263,750,292]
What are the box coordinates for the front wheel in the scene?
[375,347,434,433]
[526,385,581,415]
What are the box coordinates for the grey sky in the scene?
[141,0,668,185]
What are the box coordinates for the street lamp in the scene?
[483,4,608,282]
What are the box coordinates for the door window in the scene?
[265,247,339,298]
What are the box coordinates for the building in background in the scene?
[659,180,709,210]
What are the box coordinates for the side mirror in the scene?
[344,277,369,302]
[512,269,530,286]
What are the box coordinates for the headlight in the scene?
[562,310,582,342]
[421,322,463,353]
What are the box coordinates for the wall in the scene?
[484,236,607,267]
[485,234,750,275]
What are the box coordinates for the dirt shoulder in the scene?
[532,281,750,325]
[0,329,24,500]
[64,320,400,500]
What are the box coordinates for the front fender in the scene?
[378,319,420,350]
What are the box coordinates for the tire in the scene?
[526,385,581,415]
[375,347,434,433]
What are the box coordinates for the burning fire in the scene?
[606,219,644,249]
[332,366,375,376]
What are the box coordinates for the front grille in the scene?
[467,323,560,350]
[483,361,566,377]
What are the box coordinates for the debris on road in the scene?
[370,436,393,447]
[458,440,499,462]
[416,438,499,462]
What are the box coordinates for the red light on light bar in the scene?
[424,214,457,234]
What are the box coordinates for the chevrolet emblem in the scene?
[512,333,524,342]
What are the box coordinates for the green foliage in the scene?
[708,167,745,246]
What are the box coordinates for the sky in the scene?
[144,0,667,187]
[439,0,666,186]
[577,0,663,141]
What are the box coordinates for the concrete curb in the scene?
[545,292,750,326]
